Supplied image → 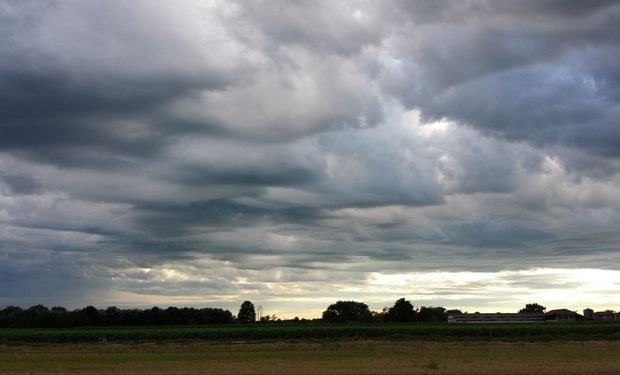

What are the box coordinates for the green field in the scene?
[1,340,620,374]
[1,322,620,343]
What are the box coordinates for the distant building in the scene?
[447,313,544,323]
[448,308,616,323]
[582,308,618,322]
[593,310,616,321]
[544,309,581,322]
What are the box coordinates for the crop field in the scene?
[1,340,620,374]
[2,324,620,374]
[1,322,620,343]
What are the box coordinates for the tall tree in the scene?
[322,301,371,323]
[386,298,417,322]
[237,301,256,323]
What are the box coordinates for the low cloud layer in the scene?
[1,1,619,315]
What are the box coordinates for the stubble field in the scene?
[2,324,620,374]
[1,340,620,375]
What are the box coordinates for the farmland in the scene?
[3,323,620,374]
[2,340,620,374]
[1,322,620,343]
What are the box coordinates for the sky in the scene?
[1,0,620,318]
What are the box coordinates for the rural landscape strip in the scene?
[2,323,620,344]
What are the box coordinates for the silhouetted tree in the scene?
[22,305,56,327]
[0,304,234,328]
[237,301,256,323]
[322,301,371,323]
[80,306,99,326]
[418,306,447,322]
[372,308,388,322]
[102,306,121,325]
[165,306,184,325]
[519,303,546,313]
[386,298,417,322]
[0,306,23,327]
[260,314,279,322]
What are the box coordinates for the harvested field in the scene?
[1,340,619,375]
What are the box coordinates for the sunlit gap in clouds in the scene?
[366,268,620,311]
[75,264,620,319]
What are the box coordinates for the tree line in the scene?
[322,299,460,323]
[0,305,234,328]
[0,298,464,328]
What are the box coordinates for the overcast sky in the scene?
[1,0,620,318]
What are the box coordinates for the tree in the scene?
[237,301,256,323]
[322,301,371,323]
[386,298,417,322]
[418,306,447,322]
[80,305,99,326]
[519,303,546,314]
[260,314,278,322]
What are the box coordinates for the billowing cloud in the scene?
[381,0,620,157]
[1,0,619,316]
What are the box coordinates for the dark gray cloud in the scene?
[381,0,620,157]
[0,173,40,195]
[1,1,619,314]
[233,0,387,55]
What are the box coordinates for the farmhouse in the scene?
[593,310,616,321]
[583,308,618,321]
[544,309,582,322]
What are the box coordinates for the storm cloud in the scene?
[1,0,619,316]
